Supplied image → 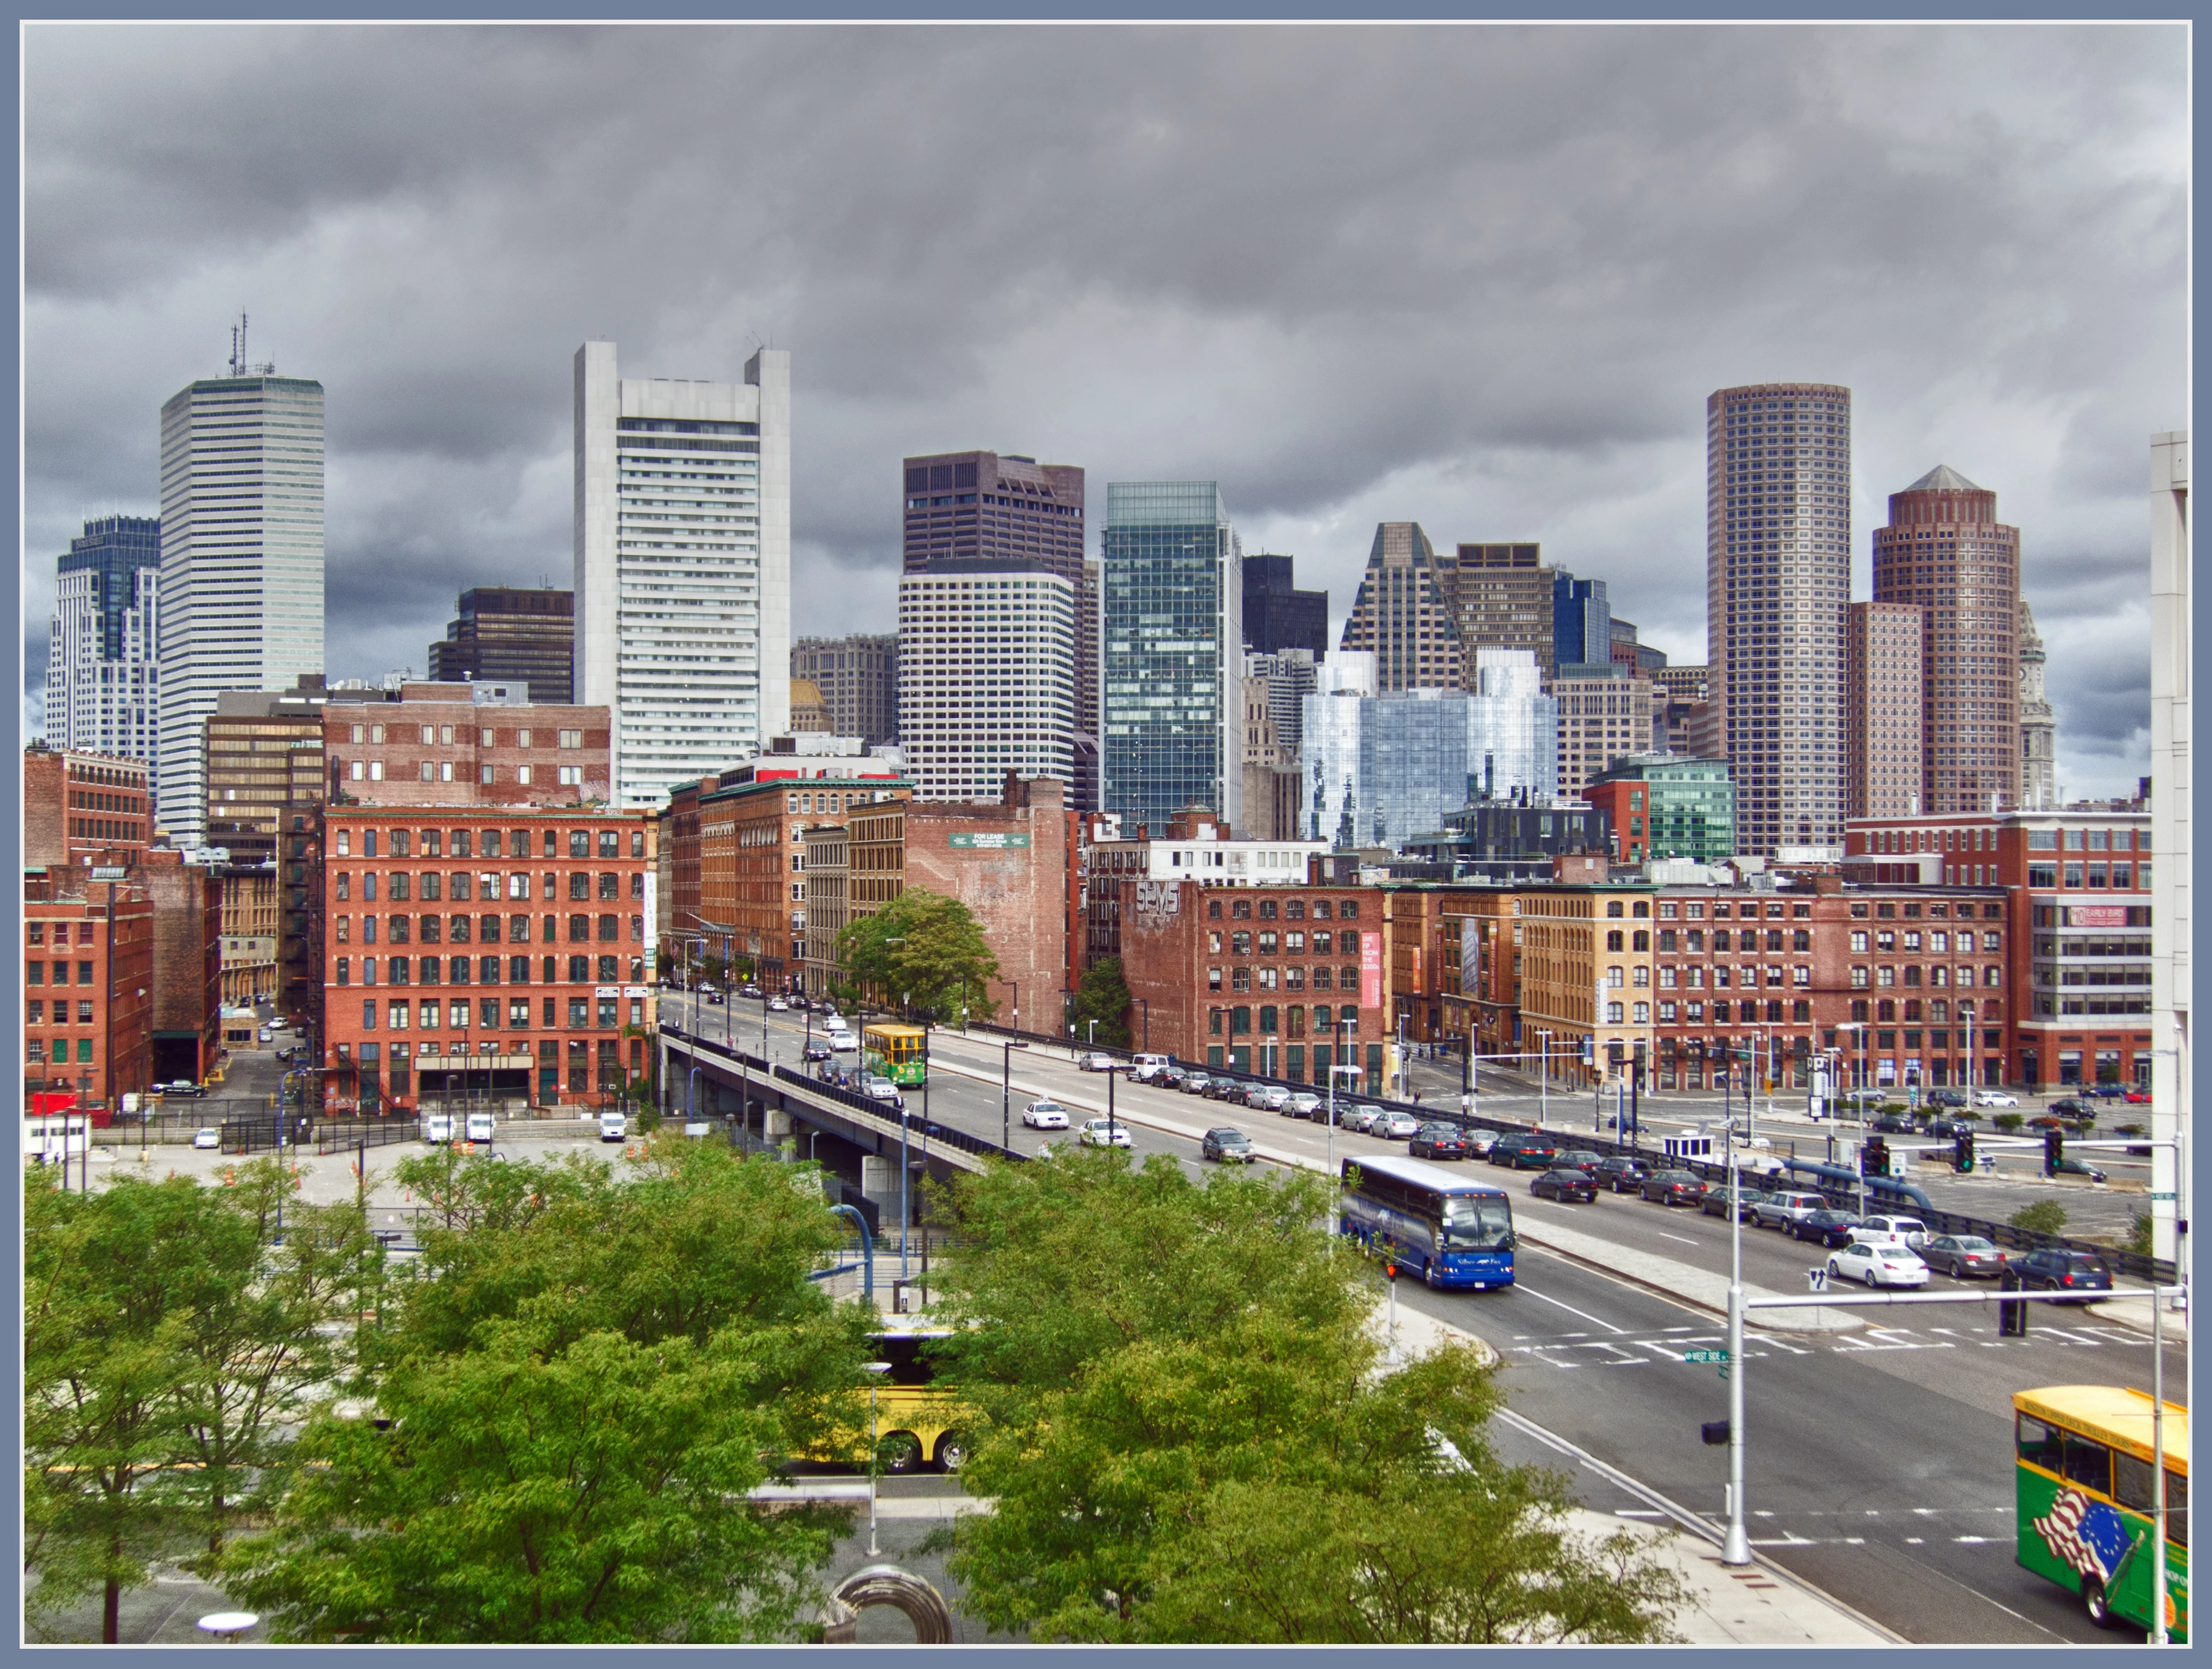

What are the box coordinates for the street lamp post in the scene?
[1000,1039,1029,1152]
[1535,1030,1552,1128]
[1722,1111,1750,1566]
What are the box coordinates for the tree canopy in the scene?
[923,1149,1686,1643]
[222,1141,874,1643]
[1069,956,1132,1050]
[834,888,1002,1024]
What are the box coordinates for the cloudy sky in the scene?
[22,22,2186,798]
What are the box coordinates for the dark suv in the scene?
[1490,1134,1560,1171]
[1591,1155,1650,1193]
[2011,1248,2114,1301]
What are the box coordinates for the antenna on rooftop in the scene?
[229,314,244,377]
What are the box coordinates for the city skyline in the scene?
[23,24,2184,800]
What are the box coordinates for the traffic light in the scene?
[1862,1136,1890,1178]
[2043,1127,2064,1178]
[1954,1131,1976,1174]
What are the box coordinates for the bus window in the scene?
[1440,1196,1514,1249]
[2171,1470,2188,1548]
[2017,1414,2063,1473]
[2060,1432,2114,1496]
[2121,1455,2193,1548]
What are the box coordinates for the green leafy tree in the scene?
[2010,1200,2068,1237]
[228,1140,874,1642]
[836,888,1001,1024]
[1070,957,1132,1050]
[923,1150,1684,1643]
[1991,1112,2024,1134]
[25,1162,378,1640]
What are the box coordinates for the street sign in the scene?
[2151,1192,2177,1202]
[1683,1348,1728,1364]
[1806,1267,1829,1293]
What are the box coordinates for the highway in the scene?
[663,992,2185,1644]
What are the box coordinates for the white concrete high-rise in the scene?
[573,342,790,809]
[47,516,162,801]
[2149,430,2188,1271]
[157,367,326,849]
[1706,382,1852,856]
[898,560,1076,801]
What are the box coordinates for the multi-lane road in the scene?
[663,994,2185,1644]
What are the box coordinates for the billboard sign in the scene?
[949,832,1030,850]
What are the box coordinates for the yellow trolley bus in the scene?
[862,1024,928,1088]
[803,1315,969,1474]
[2013,1384,2188,1638]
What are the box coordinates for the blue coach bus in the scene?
[1339,1153,1516,1290]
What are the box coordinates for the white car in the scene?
[192,1127,221,1150]
[862,1077,905,1112]
[1828,1240,1929,1289]
[1855,1214,1930,1249]
[1021,1100,1071,1130]
[828,1030,860,1053]
[599,1110,628,1143]
[1129,1055,1172,1081]
[1976,1090,2020,1108]
[1077,1052,1118,1073]
[1372,1110,1423,1140]
[767,997,790,1012]
[1078,1117,1133,1149]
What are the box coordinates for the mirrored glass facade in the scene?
[1101,482,1241,832]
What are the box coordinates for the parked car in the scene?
[1077,1052,1119,1073]
[2010,1247,2115,1301]
[1701,1184,1769,1222]
[862,1078,905,1112]
[740,984,764,999]
[1872,1115,1925,1135]
[1342,1105,1384,1134]
[1750,1190,1830,1231]
[1408,1125,1469,1161]
[1927,1088,1968,1109]
[1179,1072,1214,1096]
[1975,1090,2020,1108]
[1155,1066,1189,1091]
[465,1111,497,1146]
[1925,1117,1977,1140]
[1251,1087,1293,1114]
[163,1081,206,1099]
[1828,1240,1929,1289]
[1201,1127,1256,1164]
[1556,1149,1607,1172]
[1531,1167,1599,1203]
[1129,1055,1172,1081]
[767,996,789,1012]
[1021,1100,1070,1130]
[1792,1209,1864,1248]
[803,1040,833,1063]
[1204,1077,1244,1101]
[2052,1155,2109,1184]
[1461,1128,1500,1158]
[2123,1087,2152,1105]
[1372,1110,1423,1140]
[1639,1170,1709,1207]
[192,1127,221,1150]
[1488,1134,1559,1170]
[1855,1214,1931,1249]
[2045,1099,2097,1124]
[2086,1083,2132,1100]
[1923,1234,2008,1280]
[1078,1117,1133,1149]
[1591,1155,1651,1193]
[1285,1092,1322,1121]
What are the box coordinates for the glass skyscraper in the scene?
[158,369,325,850]
[1101,482,1242,833]
[47,514,162,797]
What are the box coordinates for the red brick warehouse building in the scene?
[320,806,656,1113]
[23,864,155,1114]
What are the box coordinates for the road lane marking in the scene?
[1513,1285,1628,1334]
[1657,1231,1699,1245]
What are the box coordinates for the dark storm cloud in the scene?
[22,22,2185,794]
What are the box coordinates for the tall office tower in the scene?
[1246,648,1320,755]
[1101,481,1242,832]
[1553,672,1658,797]
[2017,602,2056,810]
[428,587,575,703]
[902,451,1089,791]
[1241,553,1328,656]
[1609,617,1668,675]
[1551,576,1614,678]
[46,515,162,794]
[791,633,899,745]
[1844,601,1926,818]
[157,351,326,850]
[1337,522,1464,692]
[1652,663,1712,756]
[1440,542,1560,684]
[1706,382,1852,856]
[1871,466,2021,815]
[574,341,790,810]
[898,561,1075,802]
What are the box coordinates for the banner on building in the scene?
[950,832,1030,849]
[1460,918,1480,990]
[1362,931,1382,1008]
[2064,905,2130,928]
[1134,878,1180,925]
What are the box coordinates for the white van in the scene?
[421,1112,454,1144]
[599,1110,628,1143]
[1130,1054,1172,1081]
[465,1111,496,1146]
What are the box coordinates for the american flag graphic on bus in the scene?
[2033,1489,2136,1585]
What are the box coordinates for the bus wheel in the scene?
[879,1432,922,1474]
[2082,1577,2113,1629]
[936,1433,968,1474]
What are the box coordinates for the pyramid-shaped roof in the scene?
[1905,464,1983,493]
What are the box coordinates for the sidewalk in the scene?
[1584,1512,1896,1644]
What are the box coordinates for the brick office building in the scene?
[141,850,225,1085]
[323,683,612,807]
[1117,876,1389,1086]
[1848,804,2153,1091]
[24,865,156,1113]
[24,746,155,867]
[320,806,656,1113]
